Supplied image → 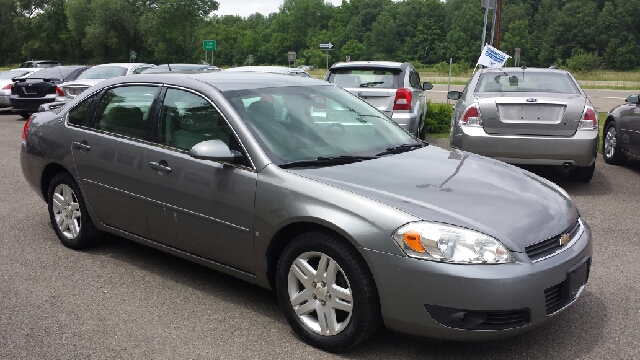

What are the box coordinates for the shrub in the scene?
[425,100,453,134]
[566,52,602,72]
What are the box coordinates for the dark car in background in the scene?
[602,93,640,164]
[10,66,90,118]
[20,60,61,68]
[324,61,433,139]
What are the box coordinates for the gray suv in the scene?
[325,61,433,138]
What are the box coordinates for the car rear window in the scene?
[329,68,400,89]
[0,70,31,79]
[29,67,75,80]
[77,66,127,80]
[475,71,580,94]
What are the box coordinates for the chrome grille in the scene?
[525,219,581,262]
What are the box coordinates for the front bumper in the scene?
[450,126,598,167]
[10,95,58,112]
[361,221,592,340]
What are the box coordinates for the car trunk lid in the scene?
[12,80,56,98]
[477,93,586,136]
[341,87,396,117]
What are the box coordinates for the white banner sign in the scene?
[477,45,511,68]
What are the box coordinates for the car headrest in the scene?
[247,100,275,122]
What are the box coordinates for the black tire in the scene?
[19,112,30,119]
[602,122,627,165]
[418,117,426,140]
[568,163,595,183]
[276,232,381,352]
[47,172,100,249]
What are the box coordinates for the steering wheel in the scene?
[318,123,346,139]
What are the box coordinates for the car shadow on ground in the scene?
[80,231,607,359]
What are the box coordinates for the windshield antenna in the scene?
[167,64,172,72]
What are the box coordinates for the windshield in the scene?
[330,68,399,88]
[0,70,31,79]
[77,66,127,80]
[476,71,580,94]
[222,85,418,165]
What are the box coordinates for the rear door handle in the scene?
[72,141,91,151]
[149,161,172,173]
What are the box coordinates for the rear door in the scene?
[69,84,160,237]
[407,68,426,119]
[329,68,400,118]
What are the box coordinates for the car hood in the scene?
[286,146,578,252]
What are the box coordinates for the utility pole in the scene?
[495,0,503,49]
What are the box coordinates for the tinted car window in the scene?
[476,71,580,94]
[68,92,100,126]
[93,86,157,139]
[29,67,74,80]
[159,88,233,151]
[0,70,32,79]
[77,66,127,80]
[330,69,399,88]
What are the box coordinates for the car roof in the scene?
[225,66,307,74]
[99,71,328,92]
[479,67,572,75]
[93,63,151,69]
[330,61,407,70]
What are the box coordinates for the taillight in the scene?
[22,116,31,140]
[393,88,412,111]
[2,84,11,90]
[461,105,482,126]
[56,86,64,97]
[579,106,597,129]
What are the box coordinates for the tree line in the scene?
[1,0,638,71]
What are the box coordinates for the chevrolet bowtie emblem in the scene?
[560,233,570,246]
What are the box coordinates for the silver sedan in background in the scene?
[21,72,591,352]
[449,67,599,182]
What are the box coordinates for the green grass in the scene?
[598,113,607,154]
[425,132,450,139]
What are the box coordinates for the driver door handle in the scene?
[149,161,172,173]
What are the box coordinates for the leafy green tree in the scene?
[341,40,365,61]
[501,19,532,66]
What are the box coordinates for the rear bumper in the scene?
[450,126,598,167]
[10,95,58,112]
[391,111,420,134]
[0,90,10,106]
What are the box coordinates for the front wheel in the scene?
[276,232,380,352]
[47,172,100,249]
[568,163,595,183]
[602,122,627,165]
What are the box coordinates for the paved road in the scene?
[1,109,639,359]
[427,84,637,113]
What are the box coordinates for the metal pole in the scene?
[495,0,503,49]
[490,6,497,46]
[326,50,328,70]
[447,57,452,104]
[205,51,207,64]
[481,4,490,53]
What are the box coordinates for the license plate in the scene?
[566,257,590,297]
[23,88,36,94]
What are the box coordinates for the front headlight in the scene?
[392,222,514,264]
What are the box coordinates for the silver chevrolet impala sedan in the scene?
[21,72,592,352]
[449,67,599,182]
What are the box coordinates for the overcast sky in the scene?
[215,0,344,18]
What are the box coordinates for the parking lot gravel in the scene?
[1,109,639,359]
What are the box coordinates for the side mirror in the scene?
[447,91,461,100]
[189,139,243,163]
[625,94,639,104]
[422,82,433,91]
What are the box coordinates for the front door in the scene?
[69,85,159,237]
[143,87,257,272]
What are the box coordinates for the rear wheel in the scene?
[276,232,380,352]
[418,117,426,140]
[602,122,627,165]
[19,112,30,119]
[568,163,595,183]
[47,172,100,249]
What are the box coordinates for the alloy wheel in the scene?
[604,127,617,159]
[287,251,353,336]
[52,183,81,239]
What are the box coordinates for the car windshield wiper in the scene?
[279,156,377,169]
[375,143,427,156]
[359,81,384,87]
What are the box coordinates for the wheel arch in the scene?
[603,115,617,134]
[40,162,73,201]
[264,220,370,291]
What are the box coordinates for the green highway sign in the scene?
[203,40,216,51]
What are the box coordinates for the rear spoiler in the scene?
[38,101,67,112]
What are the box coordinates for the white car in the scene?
[57,63,154,101]
[0,68,43,107]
